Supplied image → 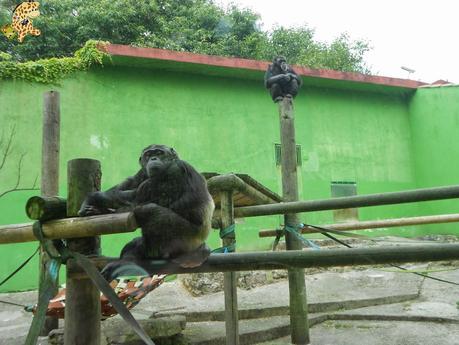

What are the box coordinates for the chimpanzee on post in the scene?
[264,56,302,102]
[78,144,215,281]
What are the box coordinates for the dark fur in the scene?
[79,144,214,280]
[264,56,302,102]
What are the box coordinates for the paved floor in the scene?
[1,261,459,344]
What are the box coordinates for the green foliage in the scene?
[0,40,108,83]
[266,27,371,74]
[0,0,371,74]
[0,51,11,61]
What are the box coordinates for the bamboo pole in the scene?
[220,191,239,345]
[0,213,137,244]
[3,210,459,245]
[235,185,459,218]
[64,159,101,345]
[278,97,309,344]
[91,244,459,274]
[259,213,459,237]
[40,91,60,335]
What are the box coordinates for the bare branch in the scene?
[32,174,39,189]
[0,153,40,198]
[0,124,39,199]
[0,187,40,199]
[0,129,4,150]
[12,152,26,191]
[0,125,16,171]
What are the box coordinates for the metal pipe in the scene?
[235,185,459,218]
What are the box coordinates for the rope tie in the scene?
[284,224,320,250]
[212,224,236,253]
[219,223,235,239]
[32,221,71,263]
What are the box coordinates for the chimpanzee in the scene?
[264,56,302,102]
[78,144,215,280]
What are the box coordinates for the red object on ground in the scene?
[33,274,166,319]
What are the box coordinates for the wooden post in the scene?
[220,190,239,345]
[39,91,60,336]
[64,159,101,345]
[279,97,310,344]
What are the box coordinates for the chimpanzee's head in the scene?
[139,144,179,177]
[273,56,289,73]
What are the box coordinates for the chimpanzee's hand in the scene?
[133,203,160,226]
[78,191,114,216]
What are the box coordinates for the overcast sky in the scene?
[217,0,458,83]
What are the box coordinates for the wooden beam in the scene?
[26,196,67,221]
[64,159,101,345]
[0,213,137,244]
[278,97,309,344]
[220,191,239,345]
[259,213,459,237]
[235,185,459,218]
[39,91,61,335]
[91,244,459,274]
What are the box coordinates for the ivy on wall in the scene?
[0,40,109,84]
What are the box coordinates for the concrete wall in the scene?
[0,64,442,291]
[409,85,459,235]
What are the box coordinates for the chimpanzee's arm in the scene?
[78,189,136,216]
[264,68,290,88]
[106,169,147,192]
[78,169,146,216]
[288,70,303,87]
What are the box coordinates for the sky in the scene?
[217,0,459,83]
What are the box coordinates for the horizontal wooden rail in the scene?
[0,213,137,244]
[89,244,459,274]
[259,213,459,237]
[235,185,459,218]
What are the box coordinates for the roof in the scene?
[100,43,427,94]
[203,173,281,208]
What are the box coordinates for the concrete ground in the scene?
[1,261,459,344]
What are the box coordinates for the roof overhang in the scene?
[100,43,427,94]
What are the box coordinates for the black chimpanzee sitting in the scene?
[78,144,215,280]
[264,56,302,102]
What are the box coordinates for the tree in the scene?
[265,27,371,74]
[0,0,371,74]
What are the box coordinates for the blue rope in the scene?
[219,224,235,239]
[212,224,236,253]
[285,224,320,250]
[212,243,236,253]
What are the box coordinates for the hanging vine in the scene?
[0,40,109,84]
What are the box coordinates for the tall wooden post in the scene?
[39,91,60,335]
[220,190,239,345]
[64,159,101,345]
[279,97,310,344]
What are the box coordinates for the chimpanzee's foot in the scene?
[101,260,149,281]
[78,205,101,216]
[172,244,211,268]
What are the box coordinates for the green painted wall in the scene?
[409,85,459,235]
[0,64,443,292]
